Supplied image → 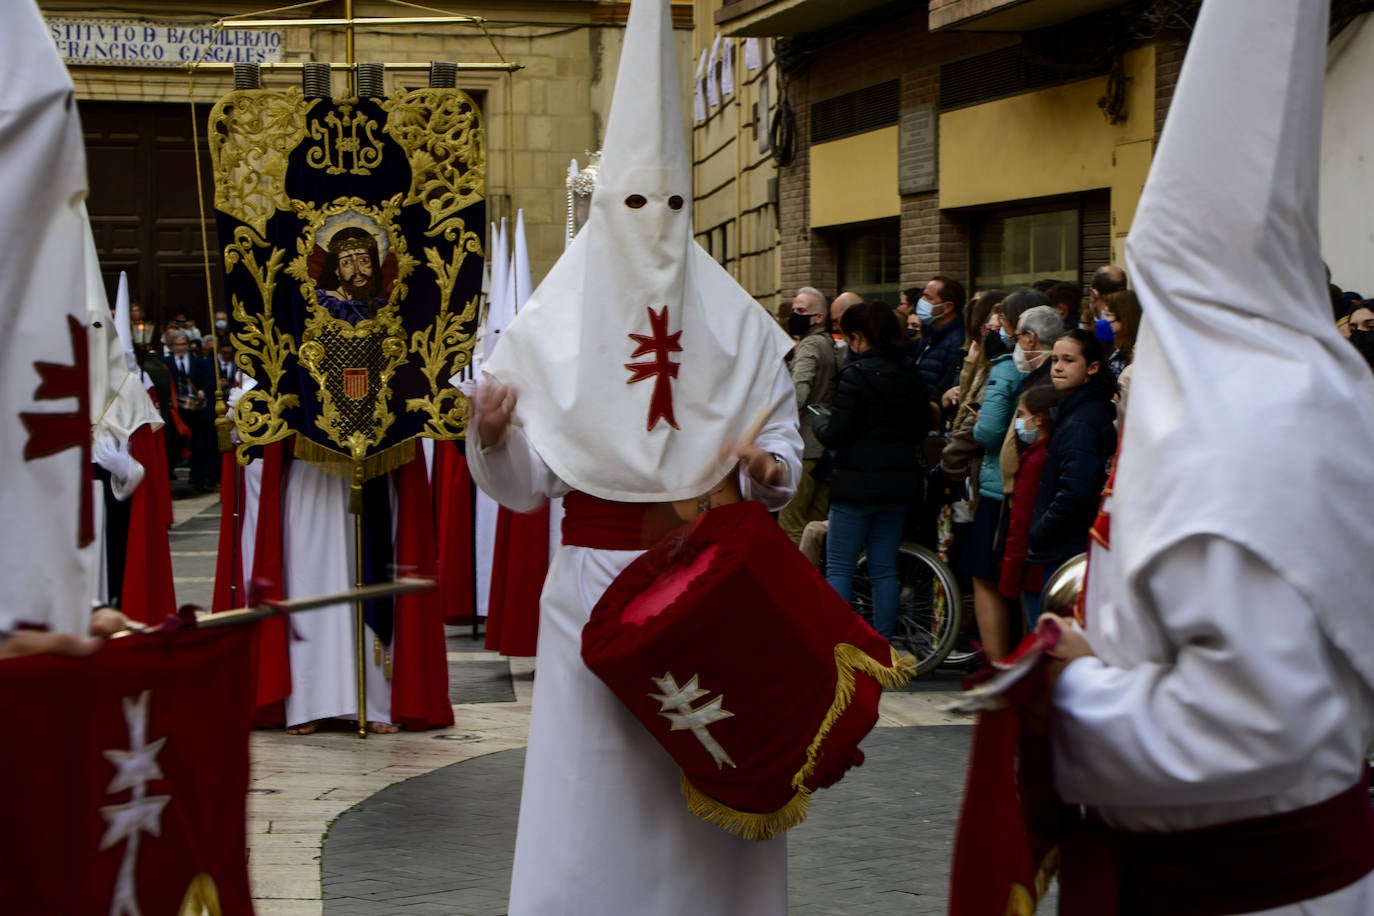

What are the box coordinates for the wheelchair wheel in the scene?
[851,542,962,676]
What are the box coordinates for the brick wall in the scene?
[1153,35,1188,143]
[776,7,1000,305]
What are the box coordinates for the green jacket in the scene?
[790,326,839,460]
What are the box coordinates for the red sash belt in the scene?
[561,491,685,550]
[1061,774,1374,915]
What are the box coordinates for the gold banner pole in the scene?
[353,466,368,739]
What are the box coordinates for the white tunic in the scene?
[1052,535,1374,914]
[468,368,802,916]
[238,459,391,728]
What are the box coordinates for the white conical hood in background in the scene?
[484,217,510,362]
[114,271,138,374]
[483,0,792,502]
[88,226,160,445]
[1115,0,1374,688]
[512,209,532,311]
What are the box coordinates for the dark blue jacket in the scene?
[814,347,930,505]
[915,315,964,397]
[1027,385,1117,568]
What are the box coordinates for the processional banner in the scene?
[0,627,255,915]
[209,88,485,480]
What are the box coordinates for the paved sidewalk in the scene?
[322,727,974,916]
[169,500,980,914]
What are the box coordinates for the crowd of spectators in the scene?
[781,262,1372,660]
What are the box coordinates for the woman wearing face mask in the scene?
[997,384,1063,628]
[1347,300,1374,372]
[942,289,1007,411]
[1098,289,1142,380]
[814,300,929,640]
[958,294,1055,662]
[1026,329,1119,585]
[935,293,1006,498]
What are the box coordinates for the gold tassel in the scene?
[384,647,392,681]
[792,645,917,790]
[374,636,381,666]
[678,773,811,842]
[292,436,416,484]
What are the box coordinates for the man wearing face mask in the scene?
[914,275,966,397]
[1088,263,1128,319]
[781,286,839,542]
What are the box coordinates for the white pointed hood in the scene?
[88,225,161,445]
[512,209,532,310]
[1115,0,1374,688]
[485,217,511,360]
[114,272,138,374]
[0,0,97,634]
[483,0,792,502]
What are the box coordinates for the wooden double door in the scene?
[80,100,222,328]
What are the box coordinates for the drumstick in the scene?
[737,407,770,450]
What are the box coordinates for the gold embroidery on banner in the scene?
[405,231,482,439]
[290,196,415,465]
[224,225,299,461]
[381,89,486,240]
[305,102,385,176]
[208,90,313,236]
[213,88,486,469]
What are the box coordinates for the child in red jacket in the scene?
[997,384,1063,628]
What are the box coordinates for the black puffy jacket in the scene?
[814,347,930,505]
[1027,385,1118,567]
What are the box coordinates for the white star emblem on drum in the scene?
[650,672,736,770]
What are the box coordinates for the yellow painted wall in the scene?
[939,45,1156,236]
[810,125,901,227]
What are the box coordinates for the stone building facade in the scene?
[39,0,692,322]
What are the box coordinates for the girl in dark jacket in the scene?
[815,301,930,638]
[1027,329,1118,579]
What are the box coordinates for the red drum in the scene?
[582,500,914,840]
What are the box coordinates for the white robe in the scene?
[468,368,802,916]
[1052,535,1374,913]
[236,459,391,727]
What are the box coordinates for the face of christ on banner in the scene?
[310,217,394,325]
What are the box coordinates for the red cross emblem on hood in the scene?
[625,305,682,431]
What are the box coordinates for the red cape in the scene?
[119,424,176,624]
[432,440,476,625]
[391,455,454,729]
[213,441,290,727]
[484,503,548,657]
